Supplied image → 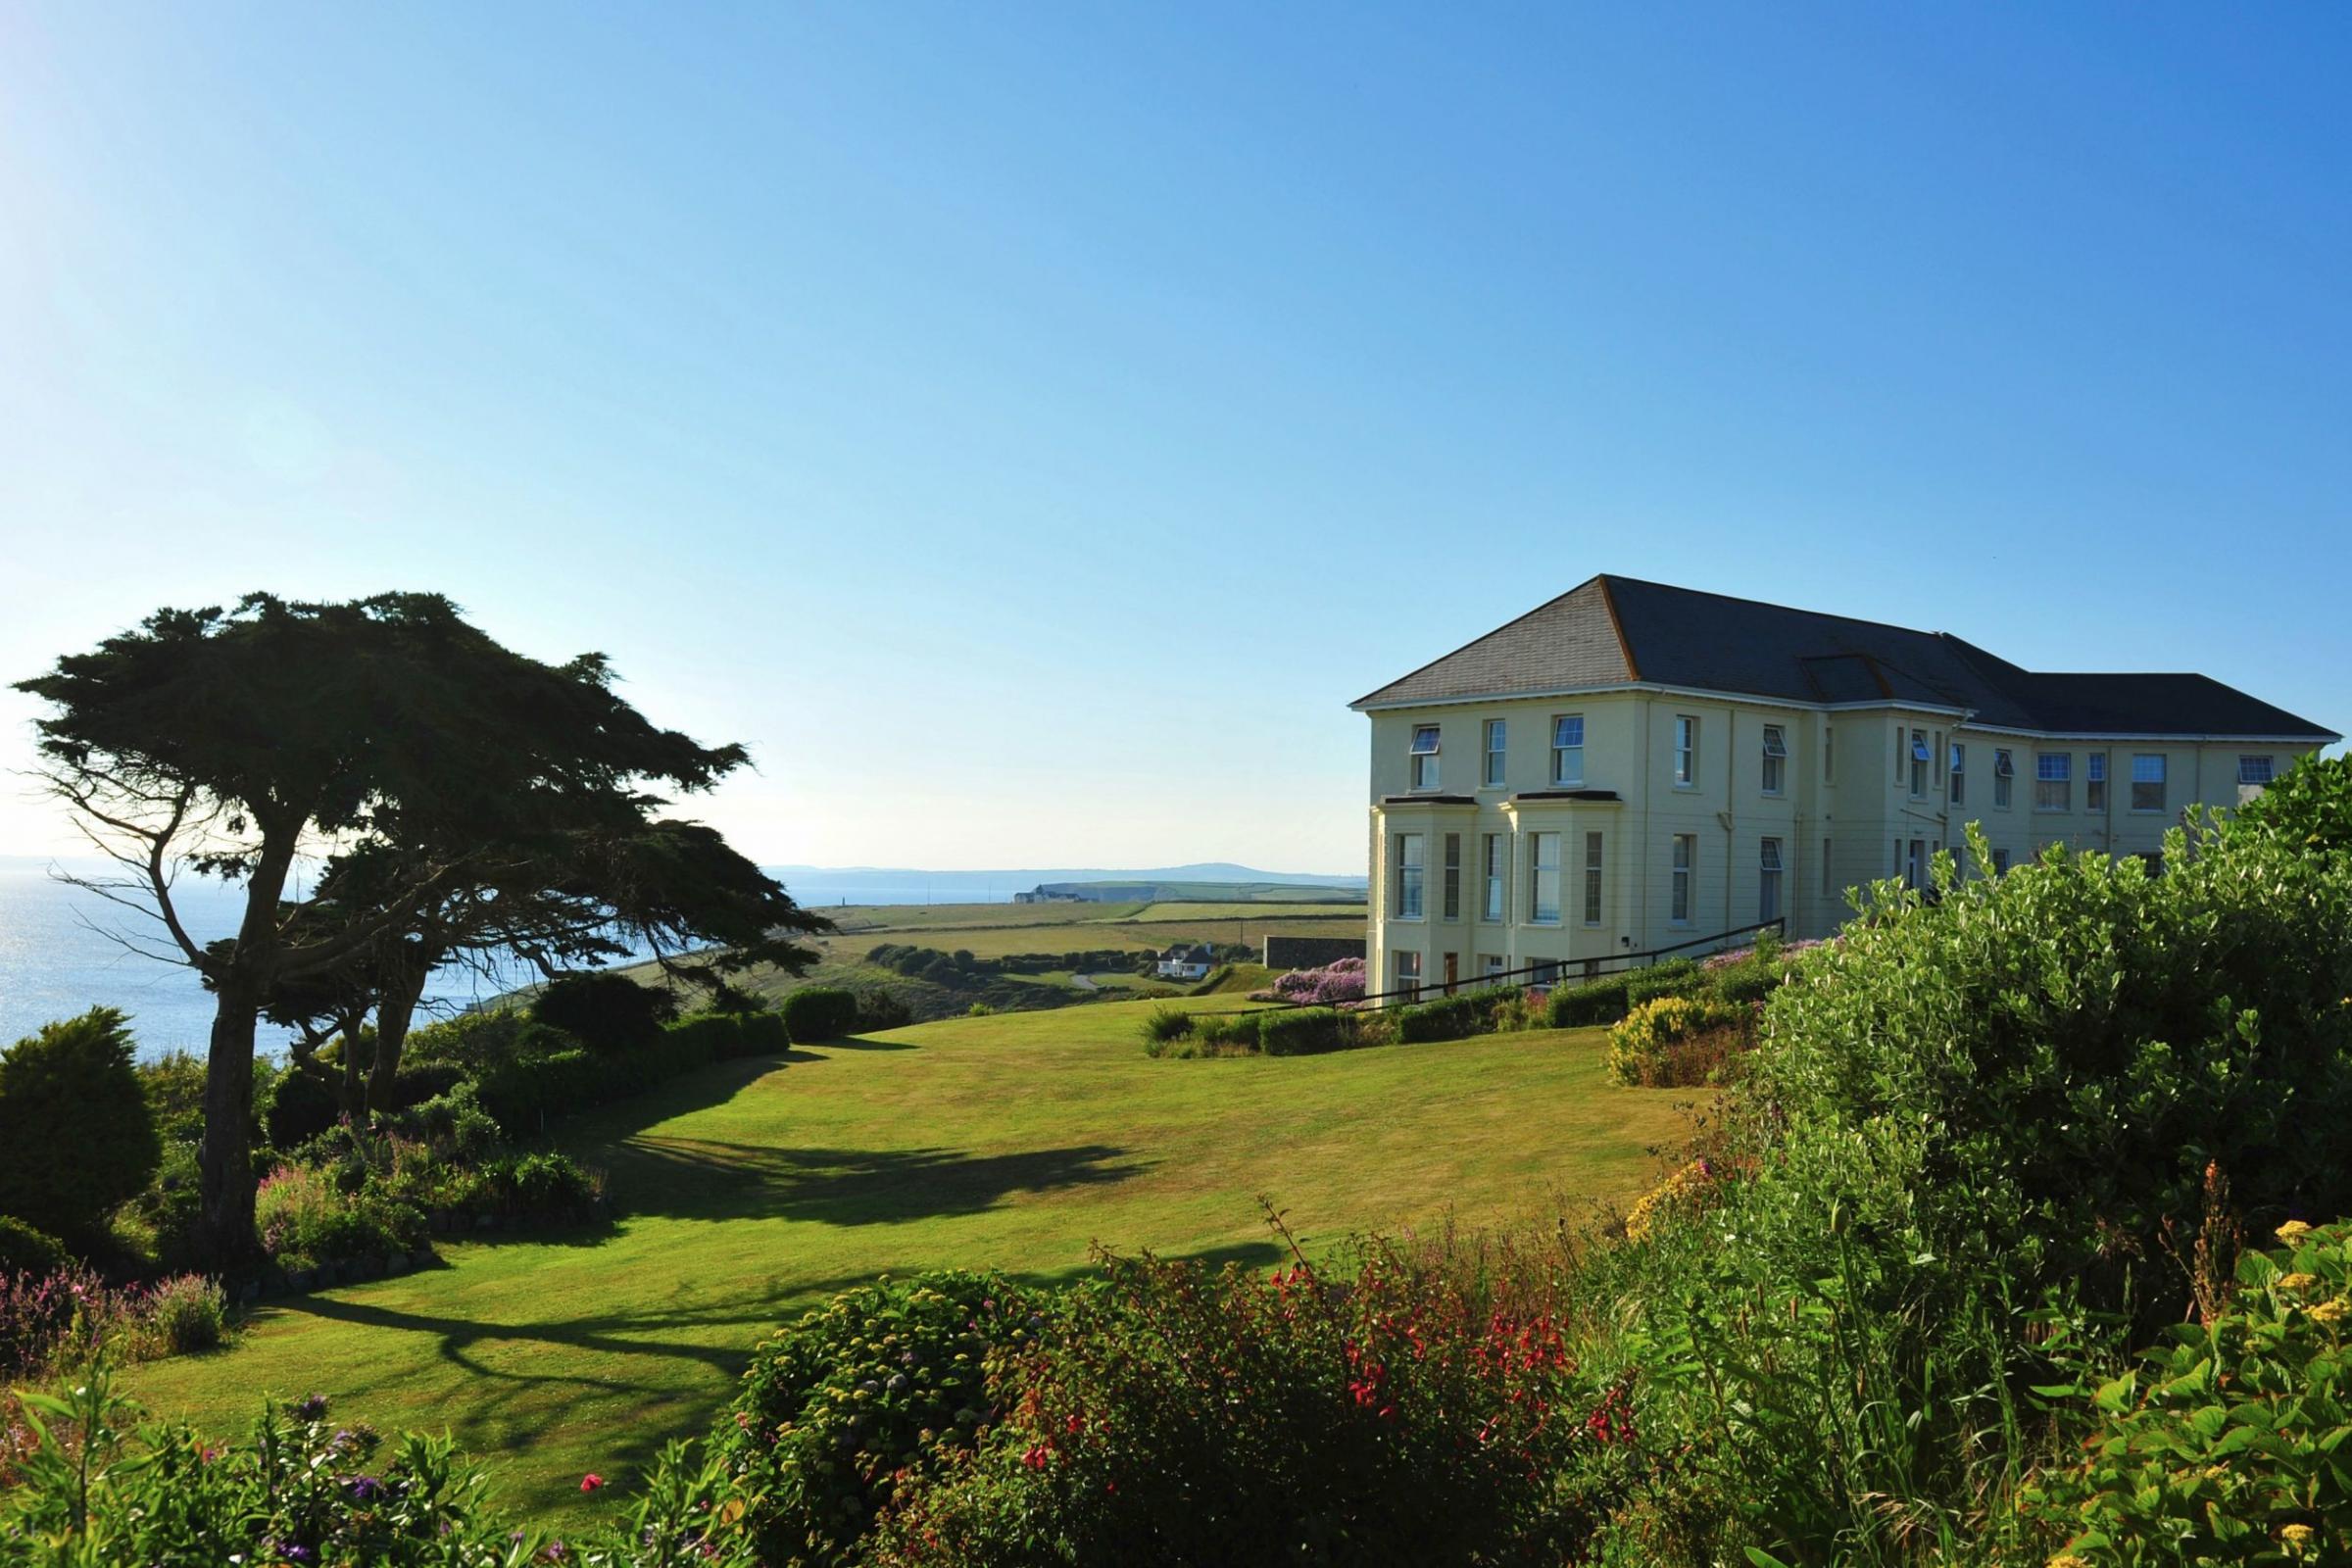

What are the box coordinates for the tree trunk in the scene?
[339,1015,368,1121]
[368,956,430,1116]
[196,973,266,1265]
[195,835,297,1266]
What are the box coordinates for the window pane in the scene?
[1410,726,1440,754]
[1530,832,1561,923]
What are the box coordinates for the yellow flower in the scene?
[2310,1298,2349,1325]
[2048,1555,2093,1568]
[2277,1220,2316,1244]
[2281,1522,2318,1555]
[2279,1272,2321,1294]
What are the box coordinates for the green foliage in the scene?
[254,1162,423,1269]
[1623,956,1703,1009]
[1255,1006,1353,1056]
[532,971,680,1054]
[476,1152,600,1219]
[264,1063,343,1149]
[0,1008,161,1246]
[1757,824,2352,1326]
[1394,985,1513,1044]
[1546,973,1634,1027]
[715,1272,1039,1568]
[1604,995,1752,1087]
[2229,752,2352,856]
[866,1245,1639,1568]
[2026,1219,2352,1563]
[1138,1005,1194,1052]
[781,987,860,1043]
[0,1219,66,1278]
[136,1274,227,1357]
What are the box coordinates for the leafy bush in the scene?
[866,1244,1640,1567]
[2230,751,2352,854]
[1756,824,2352,1327]
[254,1163,422,1269]
[735,1009,790,1054]
[476,1044,593,1136]
[1546,972,1635,1027]
[264,1063,343,1149]
[478,1152,601,1219]
[0,1007,161,1247]
[386,1060,466,1110]
[134,1273,227,1357]
[1139,1005,1194,1052]
[400,1008,530,1076]
[531,970,680,1054]
[1255,1007,1355,1056]
[1394,986,1512,1044]
[715,1271,1041,1567]
[2025,1218,2352,1563]
[1192,1012,1262,1053]
[1604,995,1753,1087]
[1622,956,1702,1009]
[0,1375,760,1565]
[782,987,860,1043]
[852,989,915,1032]
[0,1218,66,1279]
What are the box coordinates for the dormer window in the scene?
[1760,725,1788,795]
[1408,725,1441,790]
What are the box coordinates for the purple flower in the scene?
[295,1393,329,1421]
[346,1474,385,1502]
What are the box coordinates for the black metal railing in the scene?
[1222,916,1788,1015]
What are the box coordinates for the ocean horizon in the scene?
[0,860,1362,1058]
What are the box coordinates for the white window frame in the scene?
[1908,729,1932,798]
[1408,725,1442,792]
[1905,838,1926,891]
[2034,752,2071,812]
[1394,949,1422,999]
[1550,714,1585,787]
[1478,954,1506,979]
[2132,754,2168,813]
[1991,848,2011,876]
[1395,832,1425,920]
[1948,742,1965,807]
[2085,752,2107,812]
[1760,725,1787,796]
[2238,755,2275,787]
[1442,833,1462,921]
[1528,831,1562,925]
[1582,831,1604,927]
[1482,719,1507,788]
[1669,834,1693,924]
[1993,748,2014,808]
[1673,715,1697,788]
[1481,833,1505,922]
[1759,837,1784,923]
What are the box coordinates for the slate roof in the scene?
[1352,576,2338,741]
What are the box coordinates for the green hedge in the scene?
[1257,1008,1354,1056]
[1394,987,1512,1044]
[781,987,859,1043]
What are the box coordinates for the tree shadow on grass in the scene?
[608,1139,1146,1225]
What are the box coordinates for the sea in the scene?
[0,863,1014,1061]
[0,859,1361,1059]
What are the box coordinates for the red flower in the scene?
[580,1473,605,1493]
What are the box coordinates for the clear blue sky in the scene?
[2,5,2344,873]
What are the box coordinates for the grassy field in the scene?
[127,1001,1691,1524]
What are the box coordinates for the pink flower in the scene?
[579,1473,604,1493]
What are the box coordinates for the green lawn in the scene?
[127,1001,1690,1524]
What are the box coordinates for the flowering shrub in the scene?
[255,1162,425,1269]
[1265,956,1366,1005]
[1604,996,1753,1087]
[1623,1158,1719,1244]
[2024,1219,2352,1563]
[867,1241,1642,1566]
[714,1272,1043,1568]
[0,1266,233,1381]
[0,1372,761,1567]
